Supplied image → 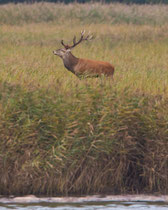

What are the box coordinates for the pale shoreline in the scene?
[0,195,168,204]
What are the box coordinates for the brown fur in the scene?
[53,31,115,78]
[53,48,114,78]
[74,58,114,77]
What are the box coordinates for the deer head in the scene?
[53,30,93,59]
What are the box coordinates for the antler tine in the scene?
[86,31,93,40]
[73,36,76,45]
[61,40,65,46]
[81,29,85,36]
[88,35,93,40]
[84,34,93,41]
[68,30,93,49]
[61,39,69,49]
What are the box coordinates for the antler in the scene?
[61,30,93,50]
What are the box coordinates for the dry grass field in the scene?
[0,3,168,195]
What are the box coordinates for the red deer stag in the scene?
[53,30,114,78]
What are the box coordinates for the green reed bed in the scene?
[0,81,168,195]
[0,3,168,195]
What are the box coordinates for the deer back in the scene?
[73,58,114,77]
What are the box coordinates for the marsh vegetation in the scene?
[0,3,168,195]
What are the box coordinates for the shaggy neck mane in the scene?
[62,51,79,72]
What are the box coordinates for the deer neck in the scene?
[62,51,79,73]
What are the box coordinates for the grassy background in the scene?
[0,3,168,195]
[1,3,168,25]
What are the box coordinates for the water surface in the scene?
[0,195,168,209]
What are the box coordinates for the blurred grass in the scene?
[0,3,168,25]
[0,3,168,195]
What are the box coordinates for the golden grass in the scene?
[0,3,168,196]
[1,23,168,95]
